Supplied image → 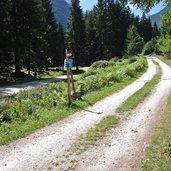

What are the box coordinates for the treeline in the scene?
[1,0,169,75]
[0,0,65,75]
[67,0,159,67]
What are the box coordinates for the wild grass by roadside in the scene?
[116,60,161,113]
[71,115,118,153]
[157,55,171,67]
[0,57,147,145]
[140,93,171,171]
[38,70,64,79]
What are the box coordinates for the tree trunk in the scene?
[75,56,79,71]
[14,47,21,73]
[13,0,21,73]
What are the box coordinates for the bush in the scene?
[143,39,156,55]
[0,82,68,124]
[156,35,171,58]
[90,60,109,69]
[128,56,137,64]
[77,57,147,94]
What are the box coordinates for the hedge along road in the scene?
[0,58,156,171]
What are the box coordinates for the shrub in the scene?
[77,57,147,94]
[143,39,156,55]
[0,82,68,124]
[156,35,171,58]
[90,60,109,69]
[128,56,137,64]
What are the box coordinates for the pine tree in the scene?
[85,0,132,61]
[152,22,159,38]
[106,1,131,58]
[10,0,22,73]
[9,0,48,74]
[42,0,65,67]
[84,9,101,64]
[96,0,108,57]
[126,25,144,55]
[139,14,153,42]
[20,0,49,74]
[0,0,12,68]
[67,0,85,70]
[162,6,171,35]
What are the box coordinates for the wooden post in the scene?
[67,68,71,104]
[70,69,75,94]
[65,49,75,104]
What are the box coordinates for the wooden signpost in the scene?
[65,50,75,104]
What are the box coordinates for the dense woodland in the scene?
[0,0,65,76]
[0,0,170,77]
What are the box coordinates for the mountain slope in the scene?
[51,0,70,29]
[150,6,168,27]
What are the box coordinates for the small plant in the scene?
[143,39,156,55]
[72,115,118,152]
[128,56,137,64]
[140,92,171,171]
[90,60,109,69]
[164,143,171,156]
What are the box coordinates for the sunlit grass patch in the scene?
[72,115,118,153]
[140,93,171,171]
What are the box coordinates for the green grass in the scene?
[140,94,171,171]
[157,55,171,67]
[38,70,64,79]
[72,115,118,153]
[0,76,143,145]
[116,61,161,113]
[0,58,147,145]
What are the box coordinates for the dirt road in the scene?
[0,67,90,100]
[0,76,68,99]
[69,57,171,171]
[1,57,170,171]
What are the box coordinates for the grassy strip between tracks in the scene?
[140,93,171,171]
[71,115,118,153]
[0,57,147,145]
[116,60,161,113]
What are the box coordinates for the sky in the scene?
[79,0,167,16]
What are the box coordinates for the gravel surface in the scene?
[0,68,89,100]
[0,77,65,99]
[0,58,156,171]
[71,57,171,171]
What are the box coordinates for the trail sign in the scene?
[65,49,75,104]
[64,59,73,69]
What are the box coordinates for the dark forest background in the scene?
[0,0,170,76]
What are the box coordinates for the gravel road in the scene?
[0,76,67,99]
[0,67,89,100]
[0,58,159,171]
[71,57,171,171]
